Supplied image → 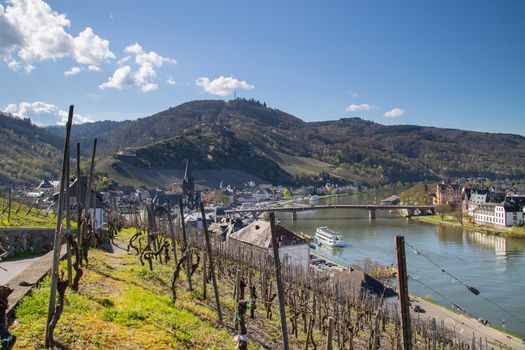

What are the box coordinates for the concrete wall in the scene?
[0,228,55,257]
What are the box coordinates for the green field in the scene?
[412,215,525,238]
[0,196,60,229]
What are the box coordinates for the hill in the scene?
[90,99,525,187]
[101,126,293,186]
[4,99,525,187]
[0,112,63,185]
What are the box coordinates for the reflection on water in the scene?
[277,193,525,335]
[464,231,508,257]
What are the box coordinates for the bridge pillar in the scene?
[292,211,297,221]
[406,208,414,218]
[369,208,376,221]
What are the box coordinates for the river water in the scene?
[276,193,525,336]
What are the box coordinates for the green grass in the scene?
[11,245,238,349]
[412,215,525,238]
[0,196,76,229]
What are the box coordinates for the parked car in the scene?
[412,305,425,313]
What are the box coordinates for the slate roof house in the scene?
[228,220,309,271]
[50,176,106,229]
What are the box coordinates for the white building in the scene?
[473,203,524,227]
[228,220,310,272]
[465,192,487,216]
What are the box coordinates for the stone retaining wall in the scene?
[0,228,55,257]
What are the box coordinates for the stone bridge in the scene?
[225,204,435,221]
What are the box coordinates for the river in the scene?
[276,192,525,336]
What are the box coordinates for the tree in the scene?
[452,207,464,227]
[435,204,453,221]
[282,188,291,199]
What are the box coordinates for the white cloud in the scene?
[167,76,177,85]
[6,58,21,71]
[195,76,254,96]
[117,56,130,66]
[349,90,359,99]
[24,64,34,73]
[72,27,115,65]
[99,43,176,92]
[1,0,114,71]
[124,43,143,55]
[3,101,92,126]
[87,65,100,72]
[99,66,134,90]
[64,66,82,76]
[0,4,24,56]
[345,103,376,112]
[384,107,405,118]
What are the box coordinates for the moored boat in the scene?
[309,195,319,205]
[315,226,345,247]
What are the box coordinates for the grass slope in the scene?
[0,196,59,229]
[11,236,240,349]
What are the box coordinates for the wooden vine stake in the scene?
[7,188,11,223]
[45,105,73,348]
[325,316,334,350]
[235,301,248,350]
[83,138,97,262]
[395,235,412,350]
[199,202,222,323]
[65,140,72,286]
[269,212,289,350]
[76,143,83,266]
[179,199,193,291]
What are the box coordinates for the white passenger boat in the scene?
[314,227,345,247]
[309,195,319,205]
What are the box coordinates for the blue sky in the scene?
[1,0,524,135]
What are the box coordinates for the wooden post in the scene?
[92,187,97,246]
[234,269,240,330]
[269,212,289,350]
[166,201,178,263]
[199,202,222,323]
[26,196,39,216]
[431,318,437,350]
[395,235,412,350]
[325,316,334,350]
[84,138,97,257]
[45,105,73,348]
[179,199,192,291]
[14,195,25,215]
[7,187,11,223]
[65,142,72,286]
[76,143,83,266]
[202,251,207,300]
[236,301,248,350]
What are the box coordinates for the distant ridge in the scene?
[6,98,525,186]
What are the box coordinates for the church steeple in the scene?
[182,159,197,209]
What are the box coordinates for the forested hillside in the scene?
[0,113,62,184]
[4,99,525,186]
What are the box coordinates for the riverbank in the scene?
[411,215,525,239]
